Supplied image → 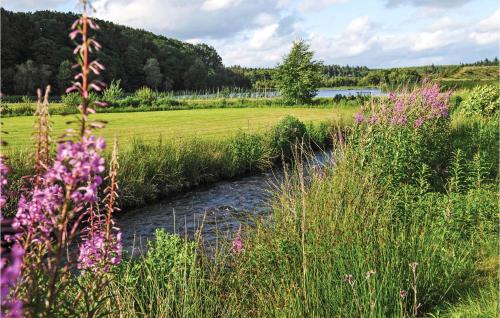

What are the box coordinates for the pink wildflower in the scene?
[78,227,122,272]
[0,158,24,318]
[354,111,365,124]
[231,226,244,254]
[414,118,424,128]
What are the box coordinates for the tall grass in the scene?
[3,118,341,215]
[85,99,498,317]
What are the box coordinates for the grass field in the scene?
[1,106,355,149]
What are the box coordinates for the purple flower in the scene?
[0,156,9,210]
[231,227,244,254]
[354,111,365,124]
[368,82,451,130]
[414,118,424,128]
[78,227,122,272]
[1,240,24,317]
[368,115,379,124]
[391,114,407,125]
[388,92,397,102]
[394,100,404,113]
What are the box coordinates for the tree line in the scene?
[1,9,250,95]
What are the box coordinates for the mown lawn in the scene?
[1,107,355,149]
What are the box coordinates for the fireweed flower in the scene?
[3,2,122,315]
[356,82,451,129]
[1,244,24,318]
[78,227,122,272]
[231,226,244,254]
[414,118,424,128]
[13,136,106,242]
[368,115,379,124]
[0,158,24,318]
[354,111,365,124]
[0,156,9,210]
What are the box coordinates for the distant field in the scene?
[1,107,355,149]
[449,66,499,80]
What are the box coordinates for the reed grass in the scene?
[85,111,499,317]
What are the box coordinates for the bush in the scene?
[306,121,331,147]
[115,96,141,108]
[0,103,12,115]
[352,83,452,187]
[61,92,82,108]
[134,86,156,105]
[270,116,307,159]
[152,97,180,107]
[102,79,124,105]
[459,85,499,116]
[228,131,269,174]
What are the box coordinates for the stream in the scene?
[116,152,333,254]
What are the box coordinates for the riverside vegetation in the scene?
[2,81,498,317]
[1,2,499,318]
[88,83,498,317]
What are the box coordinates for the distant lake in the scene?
[171,87,384,99]
[316,88,384,97]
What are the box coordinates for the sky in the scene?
[2,0,499,68]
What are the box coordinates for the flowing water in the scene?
[117,152,333,254]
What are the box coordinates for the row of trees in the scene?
[462,57,499,66]
[1,9,249,95]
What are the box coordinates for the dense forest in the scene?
[0,9,250,95]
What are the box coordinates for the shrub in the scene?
[270,116,307,159]
[102,79,124,105]
[61,92,82,108]
[306,121,331,147]
[228,131,269,174]
[352,83,452,187]
[134,86,156,105]
[61,91,99,112]
[115,96,141,108]
[459,85,499,116]
[152,97,180,107]
[0,103,12,115]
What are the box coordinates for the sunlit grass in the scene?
[1,106,355,149]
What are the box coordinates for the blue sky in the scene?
[3,0,499,68]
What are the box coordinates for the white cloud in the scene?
[2,0,67,11]
[93,0,284,39]
[469,10,500,45]
[296,0,348,12]
[201,0,241,12]
[345,16,372,33]
[427,17,462,31]
[249,24,280,49]
[307,10,497,67]
[386,0,471,8]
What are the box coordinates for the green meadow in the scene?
[2,106,354,149]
